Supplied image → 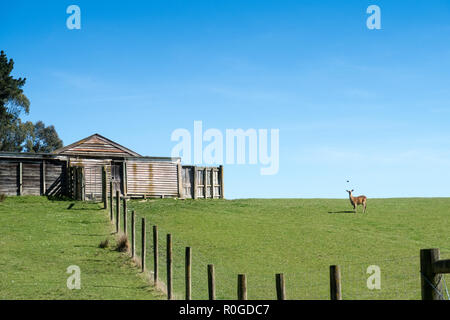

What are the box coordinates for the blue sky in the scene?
[2,0,450,198]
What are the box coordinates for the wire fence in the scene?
[115,199,450,300]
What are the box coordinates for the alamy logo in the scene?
[66,265,81,290]
[366,5,381,30]
[66,5,81,30]
[366,265,381,290]
[171,121,279,175]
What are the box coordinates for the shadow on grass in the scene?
[71,233,106,237]
[328,210,355,214]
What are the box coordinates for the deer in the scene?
[346,189,367,213]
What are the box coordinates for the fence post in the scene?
[42,161,46,196]
[177,162,184,199]
[102,166,107,209]
[208,264,215,300]
[131,211,135,259]
[420,248,443,300]
[109,181,113,221]
[18,162,23,196]
[115,191,120,233]
[238,274,247,300]
[80,167,85,201]
[204,168,208,199]
[193,167,198,199]
[153,226,158,286]
[167,234,173,300]
[123,197,127,235]
[219,165,224,199]
[185,247,192,300]
[330,265,342,300]
[276,273,286,300]
[141,218,146,272]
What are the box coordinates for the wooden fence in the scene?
[181,165,224,199]
[0,156,67,197]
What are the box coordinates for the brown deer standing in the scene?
[346,189,367,213]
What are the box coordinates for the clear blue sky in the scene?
[2,0,450,198]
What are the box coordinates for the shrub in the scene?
[115,234,129,252]
[99,239,109,248]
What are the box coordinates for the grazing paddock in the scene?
[0,196,163,300]
[128,198,450,300]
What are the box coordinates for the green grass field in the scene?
[0,196,163,300]
[1,196,449,300]
[127,197,450,300]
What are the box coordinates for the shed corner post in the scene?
[177,161,184,199]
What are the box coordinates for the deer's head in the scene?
[346,189,354,196]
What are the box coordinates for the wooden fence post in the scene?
[123,197,127,235]
[42,161,46,196]
[185,247,192,300]
[276,273,286,300]
[238,274,247,300]
[219,165,224,199]
[420,248,443,300]
[109,181,113,221]
[167,234,173,300]
[80,167,85,201]
[131,211,135,258]
[193,167,198,199]
[177,162,184,199]
[18,162,23,196]
[102,166,107,209]
[204,168,208,199]
[211,168,216,199]
[330,265,342,300]
[208,264,215,300]
[153,226,158,285]
[115,191,120,233]
[141,218,146,272]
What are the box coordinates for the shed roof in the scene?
[53,133,142,157]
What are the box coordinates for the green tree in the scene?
[0,50,30,151]
[24,121,63,153]
[0,50,62,152]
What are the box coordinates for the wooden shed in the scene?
[0,134,224,200]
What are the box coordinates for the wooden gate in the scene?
[111,162,124,196]
[182,165,224,199]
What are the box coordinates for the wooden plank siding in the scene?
[54,134,141,158]
[0,161,19,196]
[0,157,67,197]
[126,160,179,198]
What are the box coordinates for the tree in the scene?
[0,51,62,152]
[24,121,63,153]
[0,50,30,151]
[0,51,30,120]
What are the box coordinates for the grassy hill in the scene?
[1,196,449,300]
[127,197,450,300]
[0,196,163,300]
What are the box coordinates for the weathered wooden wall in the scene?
[0,152,224,200]
[126,159,179,198]
[0,157,67,196]
[182,165,224,199]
